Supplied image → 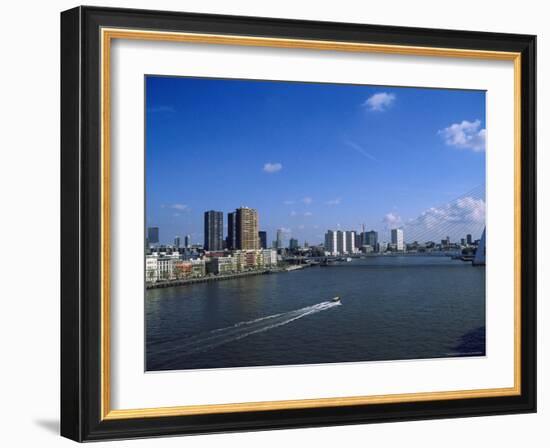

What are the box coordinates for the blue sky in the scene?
[146,76,486,246]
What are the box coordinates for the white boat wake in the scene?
[154,300,341,365]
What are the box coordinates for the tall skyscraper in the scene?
[173,236,180,248]
[336,230,347,255]
[204,210,224,251]
[324,230,337,255]
[236,207,259,250]
[289,238,299,250]
[276,228,284,249]
[184,234,191,248]
[364,230,378,248]
[391,228,404,251]
[227,211,237,250]
[466,234,473,245]
[147,227,159,245]
[258,231,267,249]
[345,231,356,254]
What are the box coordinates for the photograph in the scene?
[144,76,487,372]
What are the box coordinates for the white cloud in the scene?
[302,197,313,204]
[304,211,313,217]
[418,197,486,227]
[326,198,341,205]
[170,203,188,211]
[438,119,486,152]
[405,196,486,241]
[290,210,297,217]
[363,92,396,111]
[263,162,283,173]
[383,212,402,229]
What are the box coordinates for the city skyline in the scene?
[146,76,486,245]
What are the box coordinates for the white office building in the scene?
[324,230,338,255]
[345,231,356,254]
[391,228,404,251]
[336,230,347,255]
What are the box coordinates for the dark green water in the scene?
[146,256,485,371]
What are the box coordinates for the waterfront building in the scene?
[324,230,337,255]
[391,228,404,251]
[184,234,191,248]
[466,234,473,245]
[145,256,158,283]
[173,236,180,248]
[207,255,237,275]
[276,228,284,249]
[261,249,278,267]
[258,231,267,249]
[173,259,193,279]
[289,238,299,250]
[236,207,259,250]
[461,238,466,246]
[336,230,347,255]
[190,259,206,277]
[227,211,237,250]
[379,241,388,253]
[157,256,174,281]
[147,227,159,245]
[361,244,373,253]
[345,231,356,254]
[364,230,378,249]
[204,210,224,251]
[146,250,188,283]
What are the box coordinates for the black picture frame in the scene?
[61,5,536,442]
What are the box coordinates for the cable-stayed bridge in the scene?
[399,184,485,245]
[285,184,486,265]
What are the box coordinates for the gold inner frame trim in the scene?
[100,27,522,420]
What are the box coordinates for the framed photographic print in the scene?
[60,6,536,442]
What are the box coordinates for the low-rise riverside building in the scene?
[146,249,278,284]
[207,255,237,275]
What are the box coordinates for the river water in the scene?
[146,256,485,371]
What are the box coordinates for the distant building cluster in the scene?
[322,227,479,256]
[146,206,483,283]
[146,206,278,284]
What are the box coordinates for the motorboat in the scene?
[331,296,341,302]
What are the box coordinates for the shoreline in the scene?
[146,264,311,289]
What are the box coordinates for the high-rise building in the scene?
[258,231,267,249]
[391,228,404,251]
[184,234,191,248]
[289,238,299,250]
[364,230,378,248]
[236,207,259,250]
[324,230,337,255]
[174,236,181,248]
[276,228,284,249]
[226,211,237,250]
[345,231,356,254]
[204,210,224,251]
[147,227,159,245]
[466,234,473,245]
[336,230,347,255]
